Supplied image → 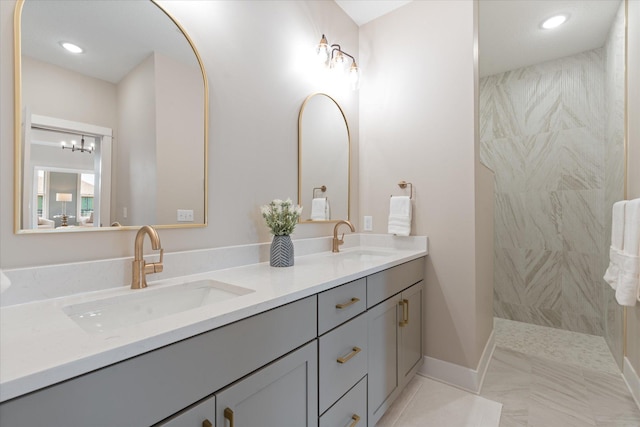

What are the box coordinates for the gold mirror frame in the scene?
[13,0,209,233]
[297,93,351,223]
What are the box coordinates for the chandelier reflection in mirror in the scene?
[61,136,94,154]
[316,34,360,90]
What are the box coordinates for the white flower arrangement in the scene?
[260,198,303,236]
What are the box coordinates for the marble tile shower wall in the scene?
[480,49,608,335]
[603,2,626,367]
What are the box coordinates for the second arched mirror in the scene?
[298,93,350,223]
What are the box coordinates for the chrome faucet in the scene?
[131,225,164,289]
[332,220,356,253]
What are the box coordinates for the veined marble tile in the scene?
[494,248,525,305]
[562,251,603,317]
[560,190,605,255]
[562,48,604,74]
[480,83,522,140]
[483,137,527,193]
[561,64,605,138]
[524,132,562,192]
[524,250,562,310]
[604,286,624,369]
[494,302,561,329]
[561,311,603,336]
[560,127,604,191]
[523,192,562,251]
[507,71,565,136]
[495,192,526,249]
[584,369,640,426]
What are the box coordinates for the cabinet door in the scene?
[367,294,401,426]
[216,341,318,427]
[399,281,424,386]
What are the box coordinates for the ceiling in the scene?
[335,0,621,77]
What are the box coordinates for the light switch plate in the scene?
[363,216,373,231]
[177,209,194,222]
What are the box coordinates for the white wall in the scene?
[0,0,359,268]
[116,55,158,226]
[359,0,492,370]
[154,53,205,225]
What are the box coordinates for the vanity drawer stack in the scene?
[317,278,368,426]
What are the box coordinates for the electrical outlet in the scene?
[177,209,194,222]
[123,207,127,218]
[363,216,373,231]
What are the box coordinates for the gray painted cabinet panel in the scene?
[367,258,425,308]
[318,312,368,414]
[399,281,424,385]
[215,341,318,427]
[154,395,215,427]
[319,376,367,427]
[367,294,401,425]
[0,296,316,427]
[317,278,367,335]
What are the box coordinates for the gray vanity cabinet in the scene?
[366,258,425,426]
[154,395,215,427]
[215,341,318,427]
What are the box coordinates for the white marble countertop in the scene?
[0,241,427,403]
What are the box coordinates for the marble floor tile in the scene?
[376,376,502,427]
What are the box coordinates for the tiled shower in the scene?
[479,4,625,364]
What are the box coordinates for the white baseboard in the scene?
[418,330,495,394]
[623,356,640,411]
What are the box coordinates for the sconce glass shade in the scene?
[316,34,330,64]
[349,61,360,89]
[332,50,347,71]
[56,193,73,202]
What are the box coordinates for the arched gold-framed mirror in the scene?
[14,0,208,233]
[297,93,350,223]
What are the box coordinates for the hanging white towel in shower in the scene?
[616,198,640,306]
[388,196,412,236]
[604,200,627,289]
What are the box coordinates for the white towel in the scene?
[310,198,330,221]
[616,198,640,306]
[388,196,412,236]
[604,200,627,289]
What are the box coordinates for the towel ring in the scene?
[392,181,413,199]
[313,186,327,199]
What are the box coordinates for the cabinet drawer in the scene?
[154,395,215,427]
[319,313,368,414]
[318,278,366,335]
[320,376,367,427]
[367,257,425,308]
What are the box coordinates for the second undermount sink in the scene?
[337,249,396,262]
[63,279,254,334]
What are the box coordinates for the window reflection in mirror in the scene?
[15,0,208,233]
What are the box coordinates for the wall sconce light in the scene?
[61,136,94,154]
[316,34,360,89]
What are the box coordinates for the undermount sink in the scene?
[63,279,254,334]
[337,249,395,262]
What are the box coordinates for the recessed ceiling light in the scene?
[60,42,83,54]
[541,15,568,30]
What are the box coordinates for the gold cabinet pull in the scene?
[349,414,361,426]
[337,346,361,364]
[399,299,409,327]
[202,420,213,427]
[224,407,234,427]
[336,297,360,309]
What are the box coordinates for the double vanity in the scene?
[0,236,427,426]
